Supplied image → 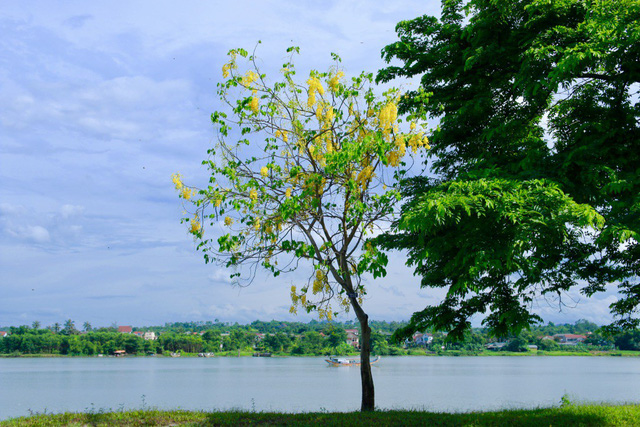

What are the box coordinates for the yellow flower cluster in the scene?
[250,95,259,114]
[275,129,289,142]
[285,188,292,198]
[337,295,351,311]
[241,71,258,87]
[356,165,374,188]
[189,216,201,234]
[378,102,398,136]
[318,308,333,321]
[328,71,344,91]
[387,151,400,167]
[221,50,238,78]
[396,135,407,157]
[306,77,324,107]
[326,139,333,154]
[324,106,335,123]
[407,132,430,153]
[224,216,233,226]
[260,166,269,177]
[253,217,261,231]
[172,173,183,190]
[312,269,326,294]
[250,189,258,201]
[290,285,298,305]
[181,187,192,200]
[222,64,230,78]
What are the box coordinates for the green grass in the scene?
[3,405,640,426]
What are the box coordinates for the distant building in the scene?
[133,331,144,337]
[345,329,359,348]
[0,331,7,338]
[553,334,587,345]
[118,326,133,334]
[485,342,507,350]
[412,333,433,346]
[143,331,157,341]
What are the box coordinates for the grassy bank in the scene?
[3,405,640,426]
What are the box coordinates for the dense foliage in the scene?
[376,0,640,339]
[2,319,639,356]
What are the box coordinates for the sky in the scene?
[0,1,620,328]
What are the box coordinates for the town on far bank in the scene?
[1,319,639,357]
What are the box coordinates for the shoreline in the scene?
[2,350,639,358]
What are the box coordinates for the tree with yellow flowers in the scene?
[174,46,429,411]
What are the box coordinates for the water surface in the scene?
[1,356,639,419]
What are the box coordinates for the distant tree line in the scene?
[1,319,639,356]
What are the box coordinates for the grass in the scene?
[3,405,640,426]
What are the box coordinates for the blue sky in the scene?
[0,1,619,328]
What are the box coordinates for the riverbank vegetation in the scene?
[1,319,639,357]
[3,404,640,426]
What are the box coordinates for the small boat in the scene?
[170,352,181,358]
[325,355,380,366]
[253,352,272,357]
[198,352,215,357]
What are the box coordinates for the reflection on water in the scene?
[1,356,639,419]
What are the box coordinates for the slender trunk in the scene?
[358,314,375,411]
[336,257,375,411]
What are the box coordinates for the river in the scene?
[1,356,639,419]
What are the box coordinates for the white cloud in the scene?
[10,225,51,243]
[0,0,621,329]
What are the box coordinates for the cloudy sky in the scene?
[0,1,618,328]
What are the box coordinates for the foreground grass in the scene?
[3,405,640,426]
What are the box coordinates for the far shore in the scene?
[2,349,639,358]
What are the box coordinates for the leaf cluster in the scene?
[377,0,640,337]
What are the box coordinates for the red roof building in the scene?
[345,329,360,348]
[118,326,133,333]
[0,331,8,337]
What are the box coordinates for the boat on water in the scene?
[253,352,272,357]
[198,352,214,357]
[325,355,380,367]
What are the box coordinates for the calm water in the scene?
[1,356,640,419]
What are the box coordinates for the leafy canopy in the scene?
[174,46,430,320]
[377,0,638,339]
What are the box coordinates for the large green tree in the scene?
[376,0,639,339]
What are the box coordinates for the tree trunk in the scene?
[358,314,375,411]
[337,265,375,411]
